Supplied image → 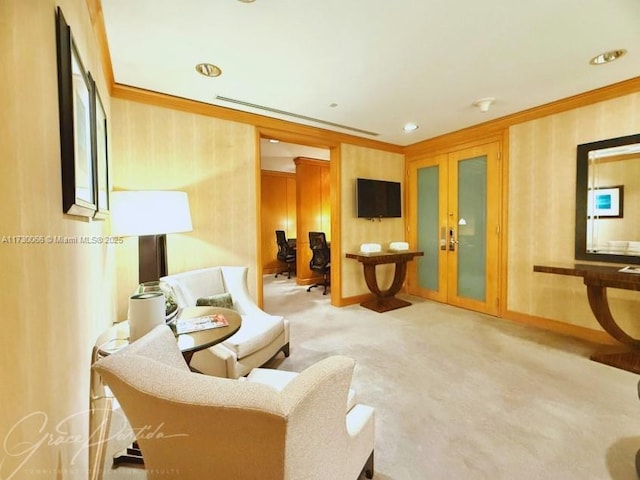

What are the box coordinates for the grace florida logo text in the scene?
[1,410,187,480]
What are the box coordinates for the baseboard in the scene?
[337,293,374,307]
[501,309,618,346]
[296,276,325,287]
[337,293,616,346]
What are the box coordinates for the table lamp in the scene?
[111,190,193,283]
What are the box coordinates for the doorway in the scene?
[407,142,502,315]
[259,137,331,289]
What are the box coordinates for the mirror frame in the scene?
[575,133,640,264]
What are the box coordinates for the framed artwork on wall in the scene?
[92,76,110,220]
[56,7,97,218]
[588,185,624,219]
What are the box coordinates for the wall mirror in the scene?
[575,133,640,264]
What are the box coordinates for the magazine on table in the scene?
[175,313,229,334]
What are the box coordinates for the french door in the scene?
[407,142,501,315]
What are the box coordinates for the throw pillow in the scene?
[196,292,234,309]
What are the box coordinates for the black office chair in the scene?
[307,231,330,295]
[275,230,296,279]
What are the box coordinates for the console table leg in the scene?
[360,262,412,312]
[586,284,640,373]
[346,251,424,313]
[586,285,640,347]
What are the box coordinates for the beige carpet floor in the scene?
[103,275,640,480]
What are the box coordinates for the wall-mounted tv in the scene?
[356,178,402,219]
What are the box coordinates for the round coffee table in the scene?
[96,306,242,365]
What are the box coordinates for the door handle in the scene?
[449,228,458,251]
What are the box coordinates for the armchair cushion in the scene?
[246,367,357,411]
[225,314,285,359]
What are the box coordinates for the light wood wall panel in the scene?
[294,157,331,283]
[0,0,115,477]
[111,99,258,319]
[508,92,640,335]
[261,171,296,273]
[340,144,405,298]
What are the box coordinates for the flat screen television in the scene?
[356,178,402,219]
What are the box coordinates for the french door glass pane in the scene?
[417,166,439,290]
[457,156,487,301]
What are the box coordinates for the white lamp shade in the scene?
[111,191,193,236]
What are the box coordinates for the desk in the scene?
[533,263,640,373]
[346,250,424,312]
[95,306,241,468]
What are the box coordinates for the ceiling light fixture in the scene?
[403,123,419,132]
[589,49,627,65]
[195,63,222,77]
[473,97,495,112]
[268,139,280,144]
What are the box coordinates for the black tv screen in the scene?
[356,178,401,218]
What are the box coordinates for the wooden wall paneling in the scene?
[286,175,297,236]
[295,157,330,284]
[260,171,296,274]
[321,163,331,237]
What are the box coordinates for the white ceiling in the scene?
[102,0,640,147]
[260,139,329,173]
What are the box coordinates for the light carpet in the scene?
[103,275,640,480]
[262,275,640,480]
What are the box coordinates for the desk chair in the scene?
[275,230,296,279]
[307,231,331,295]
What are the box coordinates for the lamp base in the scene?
[138,234,168,283]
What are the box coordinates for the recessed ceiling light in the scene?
[589,49,627,65]
[403,123,419,132]
[195,63,222,77]
[268,139,280,143]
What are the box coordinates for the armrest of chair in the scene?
[280,355,355,418]
[221,266,270,318]
[278,356,373,479]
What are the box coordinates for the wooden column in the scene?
[294,157,331,285]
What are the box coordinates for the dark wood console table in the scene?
[346,250,424,312]
[533,263,640,373]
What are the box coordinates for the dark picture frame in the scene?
[92,76,110,220]
[575,133,640,264]
[56,7,97,218]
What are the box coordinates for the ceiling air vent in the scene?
[215,95,379,137]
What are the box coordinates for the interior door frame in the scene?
[256,127,340,307]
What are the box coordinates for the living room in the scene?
[2,0,640,478]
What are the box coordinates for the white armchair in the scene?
[161,266,290,378]
[93,325,375,480]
